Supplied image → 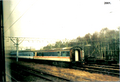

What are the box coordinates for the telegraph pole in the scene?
[16,38,19,62]
[9,37,24,62]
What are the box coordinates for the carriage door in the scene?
[75,50,79,61]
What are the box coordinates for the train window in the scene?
[10,52,15,56]
[41,52,60,56]
[57,52,61,56]
[49,52,58,56]
[61,51,70,56]
[37,52,61,56]
[32,52,35,56]
[37,53,43,56]
[43,52,49,56]
[10,52,14,56]
[52,52,58,56]
[62,52,66,56]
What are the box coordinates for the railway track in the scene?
[73,64,119,77]
[9,63,72,82]
[86,64,119,69]
[7,59,98,82]
[7,59,119,81]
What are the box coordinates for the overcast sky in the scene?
[19,0,119,39]
[5,0,120,39]
[4,0,120,49]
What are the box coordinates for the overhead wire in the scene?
[4,0,38,33]
[4,0,21,24]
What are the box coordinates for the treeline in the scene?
[43,27,119,58]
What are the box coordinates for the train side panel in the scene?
[34,56,70,62]
[34,50,71,62]
[9,51,35,59]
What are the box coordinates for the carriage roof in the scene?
[10,46,82,52]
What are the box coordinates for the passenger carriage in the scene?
[34,46,84,67]
[9,51,35,59]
